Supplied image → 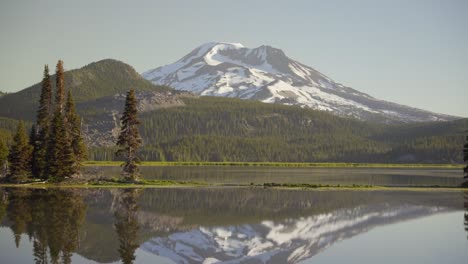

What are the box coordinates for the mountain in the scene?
[143,42,458,123]
[0,91,6,98]
[0,59,172,120]
[0,59,465,163]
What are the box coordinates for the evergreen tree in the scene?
[46,60,74,182]
[29,125,39,177]
[116,89,142,182]
[46,111,73,182]
[32,65,53,179]
[7,121,32,183]
[37,65,53,126]
[0,140,8,177]
[55,60,65,113]
[65,91,87,175]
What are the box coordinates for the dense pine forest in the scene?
[139,97,466,163]
[83,96,466,163]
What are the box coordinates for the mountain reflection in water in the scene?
[0,188,465,264]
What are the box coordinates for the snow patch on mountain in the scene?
[143,42,458,123]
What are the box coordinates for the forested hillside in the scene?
[87,96,466,163]
[0,117,30,145]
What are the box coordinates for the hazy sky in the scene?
[1,0,467,117]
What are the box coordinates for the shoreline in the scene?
[83,161,464,169]
[0,182,465,192]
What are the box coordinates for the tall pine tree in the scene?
[47,110,73,182]
[116,89,142,182]
[32,65,53,179]
[46,60,74,182]
[7,121,32,183]
[55,60,65,113]
[65,90,87,175]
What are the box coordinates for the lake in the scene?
[0,185,467,263]
[87,166,464,186]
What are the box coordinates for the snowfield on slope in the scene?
[143,42,457,123]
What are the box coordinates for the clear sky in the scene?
[1,0,467,117]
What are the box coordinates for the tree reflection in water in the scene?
[0,187,465,263]
[114,189,141,264]
[465,192,468,240]
[2,188,86,264]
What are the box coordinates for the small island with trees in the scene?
[0,61,147,186]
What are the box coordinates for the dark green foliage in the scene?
[55,60,65,113]
[46,108,73,182]
[45,61,74,182]
[32,125,49,179]
[0,119,33,164]
[7,121,32,183]
[40,61,89,182]
[29,125,39,177]
[65,91,87,174]
[0,139,8,176]
[88,146,118,161]
[116,90,142,181]
[0,117,31,144]
[136,97,385,162]
[32,65,53,179]
[117,96,466,163]
[37,65,53,129]
[0,59,172,121]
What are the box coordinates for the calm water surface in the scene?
[0,186,467,264]
[88,166,463,186]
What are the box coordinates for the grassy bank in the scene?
[0,179,208,189]
[84,161,463,169]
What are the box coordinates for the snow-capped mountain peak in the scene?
[141,204,450,263]
[143,42,458,123]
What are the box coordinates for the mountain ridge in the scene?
[143,42,459,123]
[0,58,465,163]
[0,59,172,120]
